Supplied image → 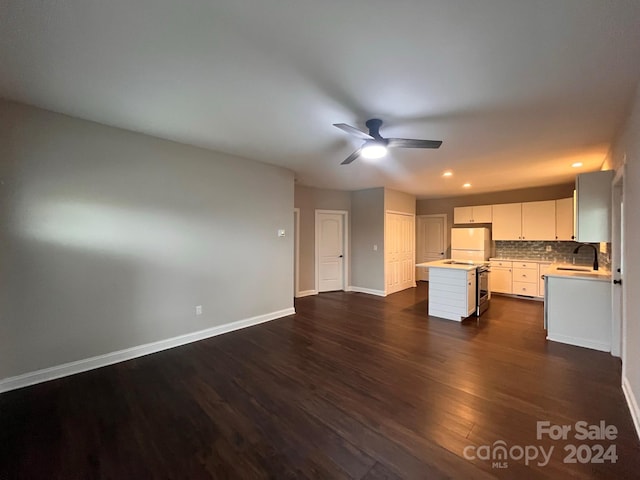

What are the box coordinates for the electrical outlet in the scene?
[277,229,286,237]
[373,244,378,251]
[195,305,203,316]
[545,245,552,252]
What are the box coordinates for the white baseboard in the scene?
[295,289,318,298]
[0,307,295,394]
[622,375,640,441]
[346,286,386,297]
[546,333,610,352]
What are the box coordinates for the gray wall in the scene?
[294,185,351,293]
[605,81,640,426]
[350,188,385,291]
[385,188,416,214]
[0,101,294,380]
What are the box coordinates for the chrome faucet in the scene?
[572,243,599,271]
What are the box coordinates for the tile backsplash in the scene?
[494,241,611,270]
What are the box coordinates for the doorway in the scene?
[611,167,625,359]
[315,210,348,292]
[294,208,300,298]
[415,214,447,281]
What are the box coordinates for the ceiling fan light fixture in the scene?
[360,142,388,159]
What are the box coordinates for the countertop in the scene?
[415,259,481,271]
[544,263,612,282]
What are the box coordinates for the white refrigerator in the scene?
[451,227,491,262]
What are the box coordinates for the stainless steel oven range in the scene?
[476,265,491,316]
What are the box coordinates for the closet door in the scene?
[385,212,415,295]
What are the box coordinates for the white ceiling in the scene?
[2,0,640,198]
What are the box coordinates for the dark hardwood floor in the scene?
[2,283,639,479]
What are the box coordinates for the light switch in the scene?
[278,229,286,237]
[373,244,378,251]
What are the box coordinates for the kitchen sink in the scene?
[556,266,592,272]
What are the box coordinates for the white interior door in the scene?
[612,173,624,358]
[385,212,415,295]
[416,215,446,281]
[317,212,345,292]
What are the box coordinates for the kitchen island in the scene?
[416,260,478,321]
[544,264,612,351]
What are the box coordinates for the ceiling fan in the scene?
[333,118,442,165]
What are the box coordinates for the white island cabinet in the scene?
[423,264,477,321]
[545,266,612,352]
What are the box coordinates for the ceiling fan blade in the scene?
[333,123,374,140]
[387,138,443,149]
[341,148,362,165]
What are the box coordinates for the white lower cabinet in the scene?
[489,260,512,294]
[428,267,476,321]
[511,262,538,296]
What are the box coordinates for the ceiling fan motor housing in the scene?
[365,118,384,139]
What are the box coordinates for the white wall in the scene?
[604,81,640,437]
[0,101,294,383]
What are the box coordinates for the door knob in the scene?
[613,279,622,285]
[338,255,343,258]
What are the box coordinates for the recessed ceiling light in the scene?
[442,171,453,177]
[572,162,583,168]
[463,183,471,188]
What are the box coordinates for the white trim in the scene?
[0,307,295,393]
[315,210,349,293]
[294,208,300,298]
[546,334,610,352]
[346,286,387,297]
[622,375,640,441]
[384,209,415,216]
[295,289,318,298]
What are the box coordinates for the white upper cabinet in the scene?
[471,205,492,223]
[522,200,556,240]
[453,206,473,224]
[575,171,613,243]
[555,197,575,241]
[492,203,523,240]
[453,205,492,224]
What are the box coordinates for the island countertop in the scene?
[544,263,611,283]
[416,259,482,272]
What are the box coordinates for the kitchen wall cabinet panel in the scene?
[453,205,492,224]
[522,201,556,240]
[555,197,575,241]
[491,203,522,240]
[575,170,613,243]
